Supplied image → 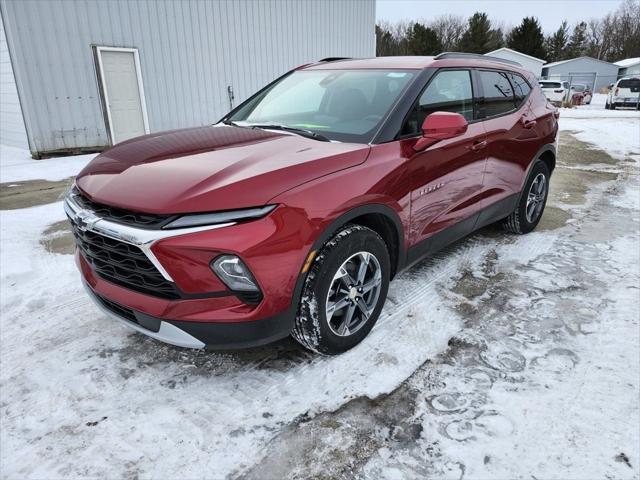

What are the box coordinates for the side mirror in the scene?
[414,112,468,151]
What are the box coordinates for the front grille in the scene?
[71,187,175,229]
[69,219,181,300]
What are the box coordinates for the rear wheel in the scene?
[503,160,550,234]
[292,225,390,355]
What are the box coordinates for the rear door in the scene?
[476,70,544,211]
[402,69,487,259]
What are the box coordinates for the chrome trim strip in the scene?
[64,194,235,282]
[84,283,205,349]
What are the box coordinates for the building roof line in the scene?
[544,56,616,69]
[485,47,545,63]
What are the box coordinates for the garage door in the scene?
[97,48,149,145]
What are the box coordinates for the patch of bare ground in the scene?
[0,178,73,210]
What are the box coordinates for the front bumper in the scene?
[84,282,294,349]
[66,191,313,348]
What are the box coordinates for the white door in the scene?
[97,48,148,144]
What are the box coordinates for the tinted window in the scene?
[479,71,515,117]
[540,81,561,89]
[402,70,473,136]
[509,73,531,107]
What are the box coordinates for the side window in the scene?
[479,71,515,118]
[509,73,531,107]
[401,70,473,136]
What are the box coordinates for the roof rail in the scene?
[318,57,351,63]
[434,52,522,67]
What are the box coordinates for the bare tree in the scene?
[430,14,465,51]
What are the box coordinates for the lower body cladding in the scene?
[84,281,294,349]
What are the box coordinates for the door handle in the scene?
[468,140,487,152]
[521,118,537,129]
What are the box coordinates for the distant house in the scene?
[485,48,545,77]
[541,56,618,91]
[615,58,640,77]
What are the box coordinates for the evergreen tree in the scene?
[545,21,570,62]
[458,12,504,53]
[406,22,443,55]
[565,22,589,58]
[506,17,547,60]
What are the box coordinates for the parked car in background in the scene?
[570,84,592,105]
[65,54,559,354]
[539,80,570,104]
[606,77,640,109]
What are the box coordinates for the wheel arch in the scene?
[515,143,556,206]
[310,204,406,279]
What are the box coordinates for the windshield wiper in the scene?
[247,124,330,142]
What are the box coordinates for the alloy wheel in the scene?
[325,251,382,337]
[526,173,547,223]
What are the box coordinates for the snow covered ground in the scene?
[1,108,639,479]
[0,145,96,183]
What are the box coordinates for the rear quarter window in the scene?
[479,70,515,118]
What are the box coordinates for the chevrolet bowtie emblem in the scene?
[75,209,100,232]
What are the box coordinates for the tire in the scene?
[292,224,390,355]
[502,160,550,234]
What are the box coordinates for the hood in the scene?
[75,125,370,214]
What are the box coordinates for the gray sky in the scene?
[376,0,624,33]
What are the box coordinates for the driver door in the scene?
[401,69,487,262]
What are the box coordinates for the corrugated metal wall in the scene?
[0,12,28,149]
[542,58,620,91]
[0,0,375,157]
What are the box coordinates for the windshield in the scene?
[540,82,561,89]
[227,69,416,143]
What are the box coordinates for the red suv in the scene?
[66,54,558,354]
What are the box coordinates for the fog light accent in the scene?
[211,255,259,292]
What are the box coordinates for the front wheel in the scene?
[503,160,550,234]
[292,225,390,355]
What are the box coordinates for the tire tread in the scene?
[291,224,385,354]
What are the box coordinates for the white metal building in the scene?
[615,58,640,77]
[541,56,619,92]
[485,48,545,77]
[0,0,375,158]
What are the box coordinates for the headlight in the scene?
[211,255,259,292]
[163,205,276,229]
